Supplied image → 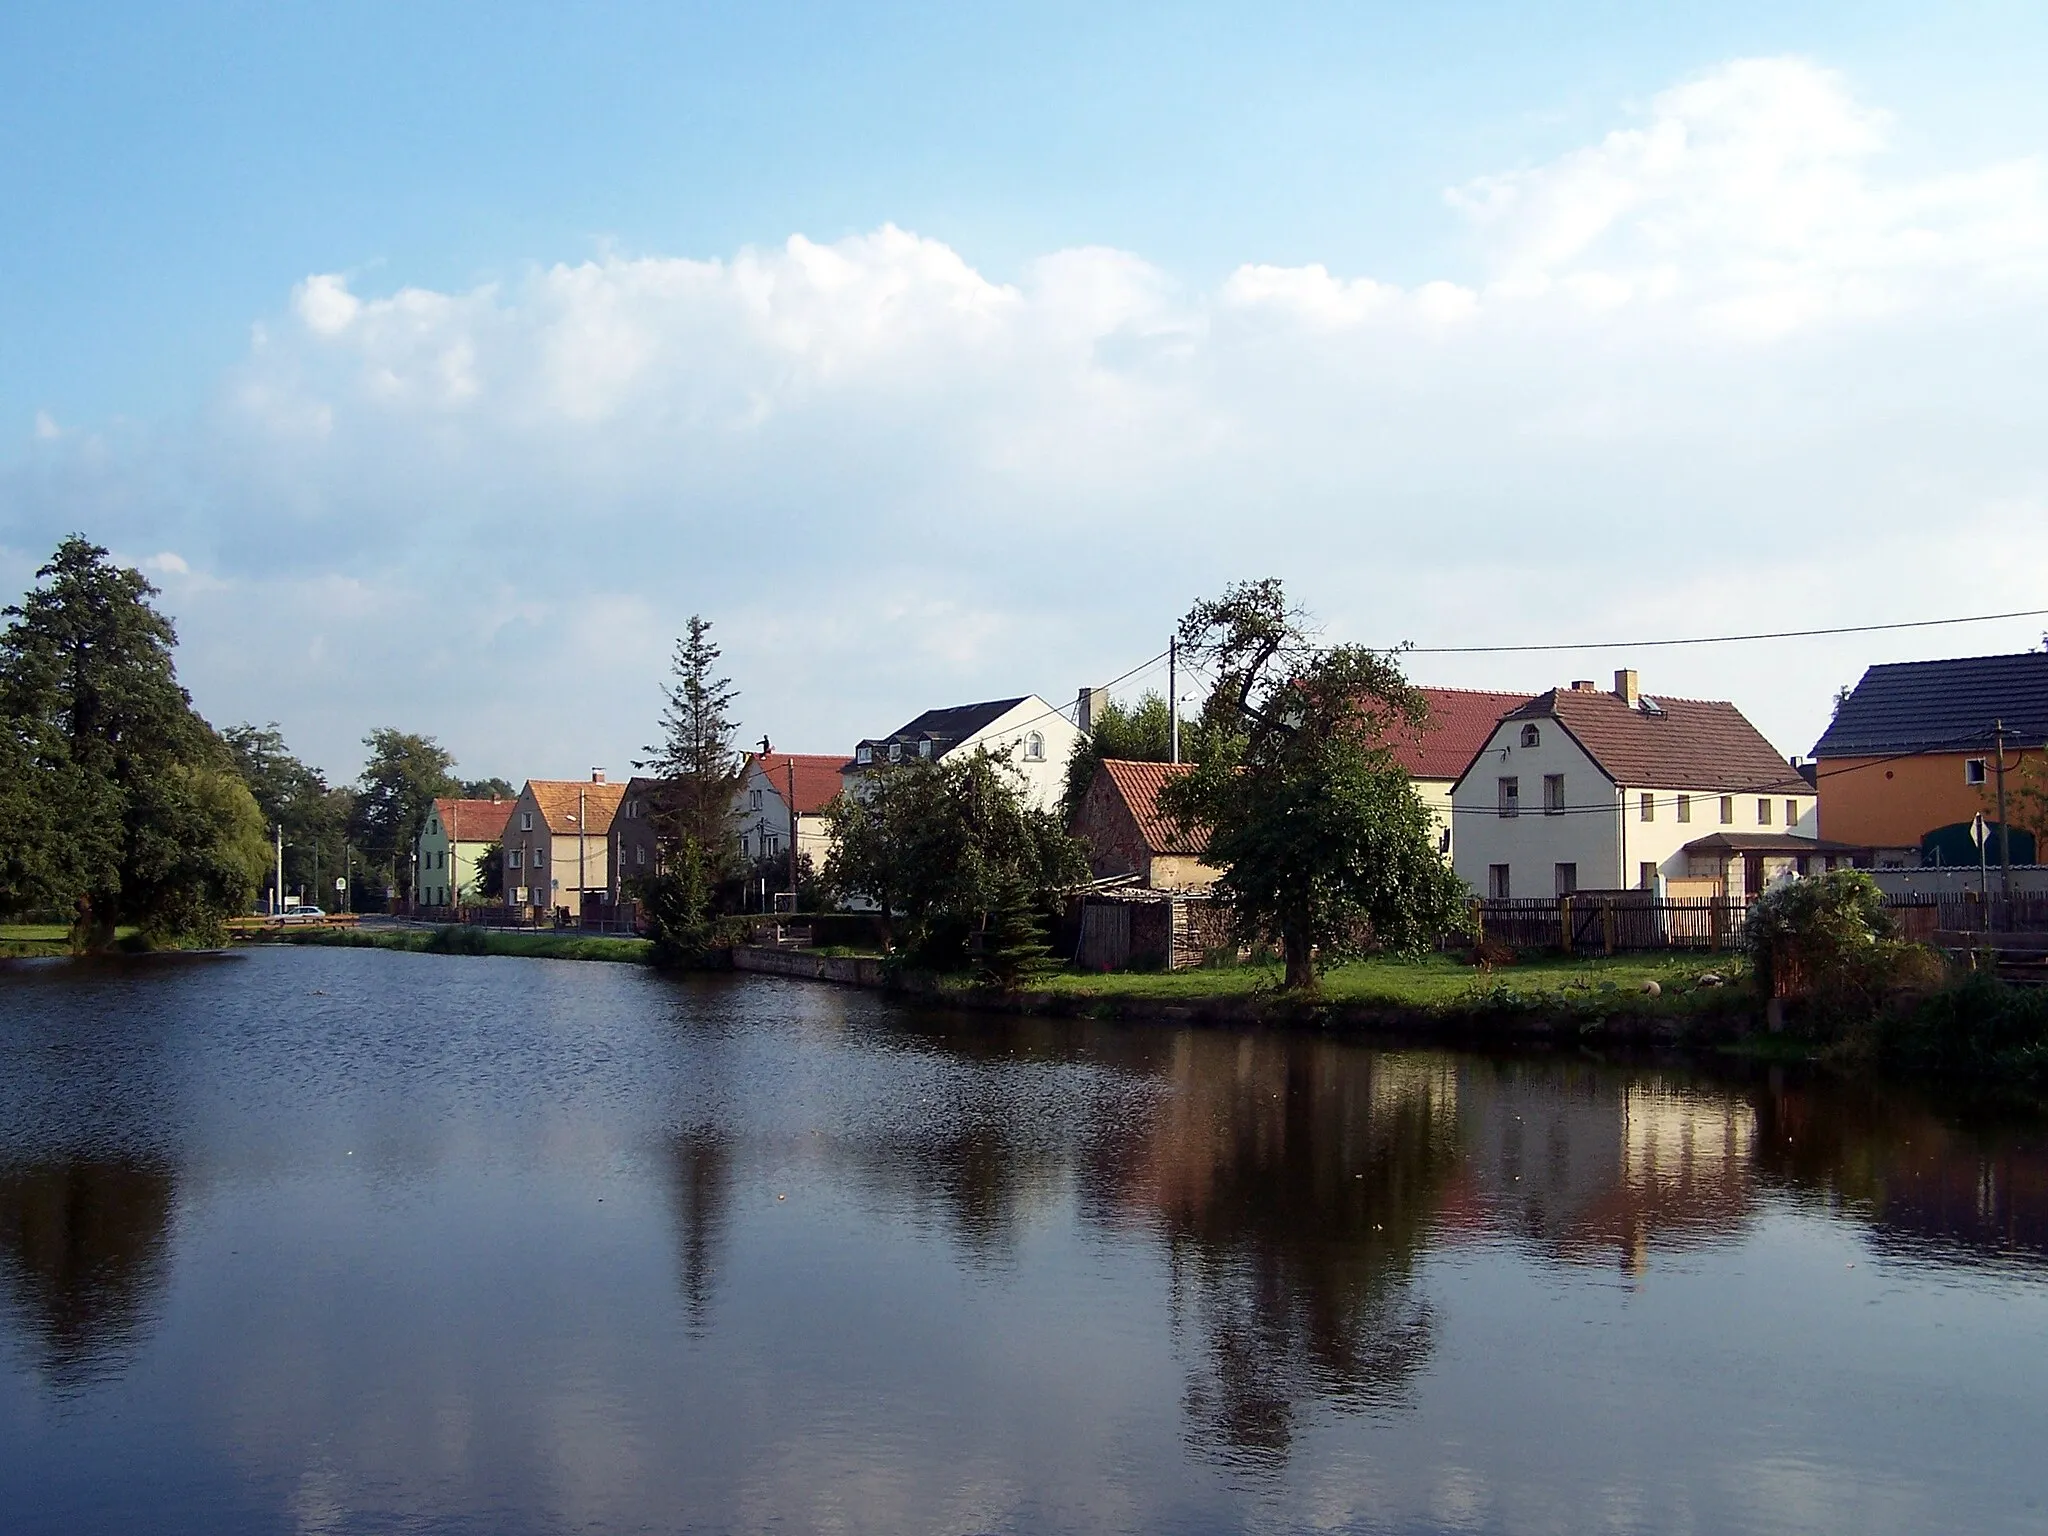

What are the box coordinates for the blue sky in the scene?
[5,3,2048,782]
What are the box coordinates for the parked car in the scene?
[279,905,326,924]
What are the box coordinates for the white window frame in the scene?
[1498,776,1520,818]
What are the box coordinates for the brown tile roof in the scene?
[752,753,854,816]
[1502,688,1810,794]
[432,797,516,844]
[1099,759,1206,854]
[1387,687,1536,782]
[522,780,627,836]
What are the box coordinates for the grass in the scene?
[1009,951,1751,1016]
[0,922,149,957]
[261,926,653,964]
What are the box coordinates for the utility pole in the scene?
[1994,719,2014,912]
[787,755,800,915]
[1169,635,1180,765]
[578,785,588,929]
[274,823,284,918]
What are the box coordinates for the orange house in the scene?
[1811,652,2048,867]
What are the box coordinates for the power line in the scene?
[1395,607,2048,657]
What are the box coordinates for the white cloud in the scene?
[6,57,2048,784]
[33,410,60,440]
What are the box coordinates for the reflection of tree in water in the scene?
[1135,1039,1460,1466]
[0,1157,176,1389]
[1749,1076,2048,1268]
[666,1129,732,1330]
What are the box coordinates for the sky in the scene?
[4,2,2048,786]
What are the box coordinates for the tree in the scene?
[978,868,1053,989]
[460,776,516,801]
[223,722,353,908]
[639,616,744,881]
[474,843,504,900]
[1059,690,1227,823]
[0,537,267,946]
[824,749,1087,966]
[1159,579,1467,991]
[348,729,458,902]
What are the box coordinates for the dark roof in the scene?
[1811,652,2048,757]
[1096,760,1206,855]
[854,697,1031,759]
[1493,686,1809,794]
[1389,687,1535,781]
[1681,833,1865,855]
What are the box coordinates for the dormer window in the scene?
[1024,732,1045,762]
[888,742,902,764]
[917,740,932,759]
[1520,724,1541,749]
[855,745,873,765]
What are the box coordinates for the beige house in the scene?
[414,796,515,912]
[503,773,627,919]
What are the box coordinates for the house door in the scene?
[1743,852,1765,897]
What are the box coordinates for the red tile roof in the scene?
[522,780,627,836]
[753,753,854,816]
[432,797,516,844]
[1386,688,1536,782]
[1099,759,1206,854]
[1503,688,1809,794]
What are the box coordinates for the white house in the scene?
[845,695,1082,814]
[1449,671,1824,901]
[736,752,853,871]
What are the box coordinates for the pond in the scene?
[2,947,2045,1533]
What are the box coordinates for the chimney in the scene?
[1614,669,1639,706]
[1077,686,1110,733]
[591,768,606,784]
[1571,680,1598,693]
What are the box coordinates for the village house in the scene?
[737,751,852,876]
[502,772,626,920]
[1071,759,1220,891]
[1449,671,1826,901]
[413,796,515,913]
[845,695,1082,814]
[1389,688,1538,863]
[1811,651,2048,868]
[607,776,669,906]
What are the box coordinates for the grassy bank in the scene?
[257,925,653,964]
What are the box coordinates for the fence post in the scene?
[1559,895,1572,956]
[1472,898,1484,942]
[1602,899,1616,956]
[1709,901,1723,952]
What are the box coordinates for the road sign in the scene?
[335,877,348,892]
[1972,812,1990,849]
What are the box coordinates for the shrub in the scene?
[1882,971,2048,1082]
[1743,870,1941,1034]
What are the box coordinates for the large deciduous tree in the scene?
[347,728,458,902]
[824,750,1087,967]
[1159,579,1466,991]
[223,722,354,908]
[0,536,268,947]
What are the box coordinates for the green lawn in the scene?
[269,926,653,964]
[0,922,145,957]
[1019,951,1750,1012]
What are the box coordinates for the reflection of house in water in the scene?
[665,1130,731,1331]
[0,1157,177,1388]
[1123,1037,1461,1463]
[1444,1063,1756,1271]
[1751,1084,2048,1269]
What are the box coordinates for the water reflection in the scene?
[0,1157,175,1389]
[666,1128,730,1329]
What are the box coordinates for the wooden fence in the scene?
[1474,890,2048,955]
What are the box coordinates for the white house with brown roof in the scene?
[503,773,627,919]
[1387,687,1537,863]
[415,796,516,912]
[1448,671,1818,900]
[737,752,854,872]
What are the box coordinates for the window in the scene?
[740,836,750,859]
[855,745,873,766]
[1757,798,1773,825]
[534,847,545,865]
[1554,862,1577,896]
[1676,794,1692,824]
[888,742,902,764]
[1544,774,1565,814]
[1640,861,1658,891]
[509,850,522,869]
[1720,795,1734,825]
[520,812,532,831]
[1640,792,1655,823]
[917,740,932,759]
[1489,864,1511,899]
[750,789,763,810]
[1965,758,1987,786]
[1786,799,1800,828]
[1024,731,1045,762]
[636,845,647,867]
[1520,724,1541,749]
[1498,776,1520,818]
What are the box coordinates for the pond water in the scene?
[2,947,2045,1534]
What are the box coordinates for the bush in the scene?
[1743,870,1942,1035]
[1882,972,2048,1082]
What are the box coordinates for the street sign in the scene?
[335,877,348,892]
[1972,812,1990,849]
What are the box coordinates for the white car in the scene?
[279,906,326,924]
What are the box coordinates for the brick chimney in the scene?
[1614,669,1639,706]
[1571,679,1598,693]
[591,768,607,784]
[1077,687,1110,732]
